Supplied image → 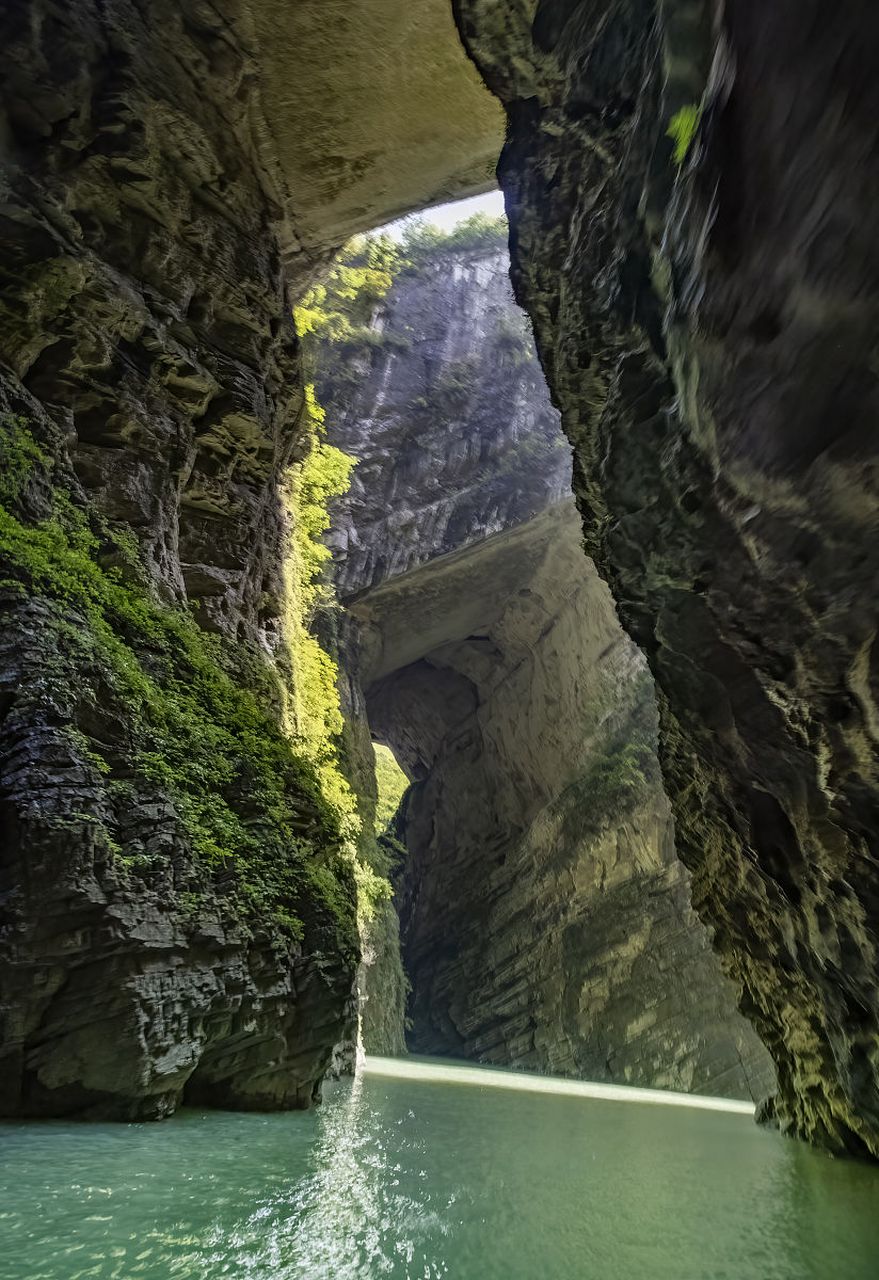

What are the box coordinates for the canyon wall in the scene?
[0,0,503,1120]
[324,237,774,1099]
[457,0,879,1155]
[0,0,370,1118]
[1,0,875,1152]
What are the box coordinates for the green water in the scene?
[2,1057,878,1280]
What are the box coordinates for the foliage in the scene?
[494,311,533,366]
[667,104,702,166]
[283,389,355,810]
[556,674,660,844]
[282,348,399,931]
[400,212,508,264]
[295,234,402,346]
[0,414,357,941]
[289,212,510,930]
[0,415,50,505]
[295,236,406,421]
[373,743,409,833]
[296,214,510,422]
[433,357,479,414]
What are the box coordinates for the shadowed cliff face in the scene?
[324,241,774,1099]
[457,0,879,1155]
[0,0,501,1119]
[0,0,875,1149]
[0,0,356,1119]
[250,0,504,260]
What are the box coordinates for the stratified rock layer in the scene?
[2,0,874,1150]
[458,0,879,1154]
[0,0,364,1118]
[326,241,774,1098]
[0,0,501,1119]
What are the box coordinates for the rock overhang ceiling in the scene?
[244,0,506,264]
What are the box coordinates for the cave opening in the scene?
[306,197,774,1102]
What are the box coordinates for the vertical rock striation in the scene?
[0,0,502,1119]
[323,236,774,1099]
[457,0,879,1154]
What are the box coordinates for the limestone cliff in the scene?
[0,0,367,1119]
[1,0,876,1152]
[322,235,774,1099]
[457,0,879,1155]
[0,0,502,1119]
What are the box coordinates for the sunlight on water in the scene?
[363,1055,756,1113]
[1,1057,877,1280]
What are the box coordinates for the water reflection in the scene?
[1,1058,877,1280]
[256,1072,451,1278]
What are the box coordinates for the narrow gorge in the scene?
[315,227,773,1098]
[1,1,879,1274]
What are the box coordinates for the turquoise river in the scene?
[2,1057,878,1279]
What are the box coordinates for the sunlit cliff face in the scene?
[317,231,774,1101]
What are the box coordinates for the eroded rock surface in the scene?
[458,0,879,1154]
[0,0,503,1121]
[0,0,364,1118]
[251,0,504,261]
[1,0,874,1149]
[324,240,774,1098]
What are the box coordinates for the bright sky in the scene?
[382,188,505,239]
[422,189,505,230]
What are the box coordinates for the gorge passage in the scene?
[0,0,878,1166]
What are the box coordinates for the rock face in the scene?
[251,0,504,258]
[0,0,364,1118]
[457,0,879,1154]
[324,240,774,1098]
[0,0,501,1121]
[326,244,569,596]
[2,0,876,1150]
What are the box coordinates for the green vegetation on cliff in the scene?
[667,104,702,166]
[282,387,391,922]
[398,211,507,263]
[556,671,660,843]
[287,210,511,935]
[295,234,403,346]
[293,259,409,925]
[373,743,409,833]
[283,387,355,782]
[0,411,358,945]
[296,212,508,368]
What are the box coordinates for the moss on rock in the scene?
[0,410,357,944]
